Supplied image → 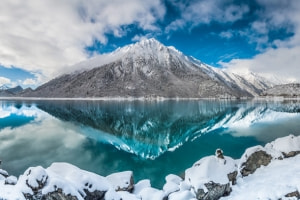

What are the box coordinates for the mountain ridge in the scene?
[21,38,274,98]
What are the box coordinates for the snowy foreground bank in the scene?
[1,135,300,200]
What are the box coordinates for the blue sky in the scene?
[0,0,300,88]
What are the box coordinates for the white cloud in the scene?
[0,0,165,80]
[166,1,249,32]
[131,33,154,42]
[0,77,11,85]
[220,31,234,39]
[23,78,37,86]
[222,0,300,82]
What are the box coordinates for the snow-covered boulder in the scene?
[21,166,48,192]
[5,175,17,185]
[0,169,9,178]
[240,135,300,177]
[132,179,151,195]
[106,171,134,192]
[239,146,273,177]
[185,154,237,200]
[138,187,165,200]
[168,190,196,200]
[163,174,182,196]
[47,162,110,199]
[266,134,300,158]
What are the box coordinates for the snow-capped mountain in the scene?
[0,85,23,97]
[261,83,300,97]
[23,38,273,98]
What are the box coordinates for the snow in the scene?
[185,155,237,190]
[104,189,122,200]
[163,174,182,196]
[138,187,165,200]
[221,155,300,200]
[48,162,110,192]
[117,191,140,200]
[0,184,25,200]
[163,181,180,196]
[0,169,8,177]
[106,171,133,191]
[168,190,196,200]
[266,134,300,154]
[5,176,17,185]
[165,174,182,185]
[239,145,267,164]
[132,179,151,195]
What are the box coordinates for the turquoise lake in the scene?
[1,99,300,188]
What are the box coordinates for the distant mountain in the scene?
[0,90,15,97]
[261,83,300,97]
[0,85,10,91]
[6,86,23,94]
[22,38,274,99]
[0,85,23,97]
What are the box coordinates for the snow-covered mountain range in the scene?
[23,38,275,98]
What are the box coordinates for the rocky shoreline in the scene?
[1,135,300,200]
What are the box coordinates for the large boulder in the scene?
[106,171,134,192]
[239,146,272,177]
[265,134,300,158]
[41,189,78,200]
[185,151,237,200]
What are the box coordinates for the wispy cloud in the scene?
[0,77,11,86]
[223,0,300,82]
[166,0,249,33]
[23,78,37,86]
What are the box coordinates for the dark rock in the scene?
[41,189,78,200]
[83,189,105,200]
[284,190,300,198]
[195,182,231,200]
[24,192,43,200]
[240,150,272,176]
[215,149,224,159]
[283,151,300,158]
[25,189,78,200]
[227,171,238,185]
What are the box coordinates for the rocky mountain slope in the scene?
[22,39,273,99]
[0,85,23,97]
[261,83,300,97]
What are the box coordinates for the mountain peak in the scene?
[0,84,10,91]
[136,38,163,47]
[121,38,167,55]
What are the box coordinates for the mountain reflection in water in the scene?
[1,99,300,188]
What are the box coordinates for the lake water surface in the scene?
[1,99,300,188]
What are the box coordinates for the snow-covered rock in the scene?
[132,179,151,195]
[185,155,237,200]
[240,135,300,176]
[221,154,300,200]
[5,176,17,185]
[239,146,273,177]
[138,187,165,200]
[106,171,134,192]
[0,169,9,178]
[266,134,300,157]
